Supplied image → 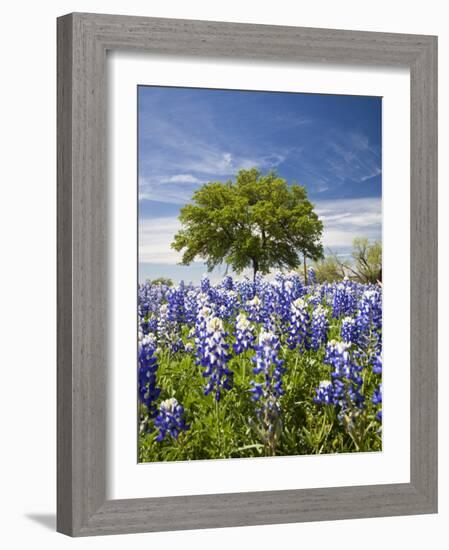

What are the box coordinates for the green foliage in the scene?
[149,277,174,287]
[312,255,346,283]
[171,168,324,280]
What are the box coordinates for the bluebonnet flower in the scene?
[170,338,185,353]
[314,340,365,419]
[287,297,310,350]
[201,317,233,401]
[137,282,153,320]
[372,384,382,421]
[308,267,317,285]
[154,397,189,441]
[157,304,169,341]
[253,273,265,295]
[156,302,184,353]
[325,340,352,380]
[286,274,304,299]
[358,288,382,329]
[271,276,290,322]
[250,329,286,454]
[207,285,221,308]
[245,295,264,323]
[307,291,322,308]
[251,329,285,389]
[200,274,211,293]
[167,284,186,325]
[233,313,255,354]
[331,281,357,318]
[253,278,275,322]
[356,288,382,351]
[194,305,213,364]
[314,380,334,405]
[217,289,238,320]
[139,316,151,336]
[372,353,382,374]
[262,312,279,333]
[138,282,165,338]
[311,304,329,350]
[138,334,161,417]
[184,289,199,326]
[237,278,255,303]
[149,316,159,334]
[222,275,234,291]
[272,274,304,323]
[341,316,359,344]
[196,290,214,313]
[138,281,168,318]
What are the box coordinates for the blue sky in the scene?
[138,86,381,283]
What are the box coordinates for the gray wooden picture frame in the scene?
[57,12,438,537]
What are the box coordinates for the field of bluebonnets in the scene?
[138,271,382,462]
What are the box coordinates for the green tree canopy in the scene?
[171,168,324,280]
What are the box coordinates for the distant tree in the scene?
[149,277,174,287]
[171,168,324,281]
[349,238,382,284]
[312,255,346,284]
[317,239,382,284]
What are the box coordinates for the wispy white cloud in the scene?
[314,197,381,250]
[139,217,183,264]
[287,130,381,194]
[139,150,289,204]
[139,178,199,204]
[165,174,204,184]
[273,113,312,128]
[324,131,381,184]
[360,167,382,181]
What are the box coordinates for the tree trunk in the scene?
[303,254,308,285]
[252,258,259,282]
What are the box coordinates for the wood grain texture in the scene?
[409,36,438,508]
[57,13,74,536]
[57,12,438,536]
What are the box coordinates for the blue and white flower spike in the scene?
[154,397,189,441]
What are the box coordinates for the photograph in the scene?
[137,85,383,462]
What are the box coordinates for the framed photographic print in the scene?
[57,12,437,536]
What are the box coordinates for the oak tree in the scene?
[171,168,324,281]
